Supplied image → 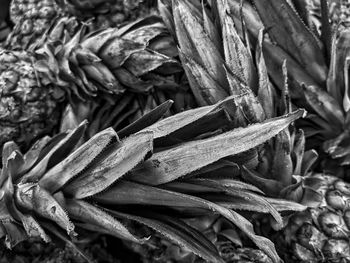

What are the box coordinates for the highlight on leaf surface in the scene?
[0,100,306,263]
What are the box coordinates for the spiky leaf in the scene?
[130,110,305,185]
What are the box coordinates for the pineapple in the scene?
[6,0,63,49]
[223,0,350,174]
[0,97,304,263]
[5,0,157,50]
[152,0,350,262]
[118,1,303,262]
[128,215,275,263]
[0,15,182,150]
[0,50,62,149]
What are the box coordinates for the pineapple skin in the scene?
[0,50,62,148]
[129,238,272,263]
[6,0,61,49]
[278,174,350,263]
[126,220,272,263]
[0,14,181,150]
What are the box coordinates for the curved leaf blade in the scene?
[130,110,305,185]
[64,131,153,198]
[65,199,143,243]
[110,209,224,263]
[94,181,281,262]
[39,128,119,193]
[20,121,87,183]
[252,0,327,84]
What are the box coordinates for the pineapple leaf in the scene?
[291,0,312,26]
[241,166,284,196]
[224,67,265,123]
[320,0,332,62]
[110,209,224,263]
[60,105,81,133]
[119,16,168,44]
[2,221,27,249]
[2,176,31,247]
[142,97,233,139]
[226,0,263,39]
[4,151,24,183]
[20,121,87,183]
[262,41,318,100]
[65,199,143,243]
[271,130,293,186]
[180,51,229,104]
[123,49,181,77]
[94,181,281,262]
[18,136,52,175]
[185,178,265,195]
[117,15,166,39]
[39,128,119,193]
[97,37,144,68]
[19,214,51,243]
[302,84,344,128]
[15,183,75,237]
[117,100,173,138]
[252,0,327,83]
[264,198,307,212]
[173,0,228,90]
[301,150,318,176]
[1,142,20,167]
[162,181,222,194]
[40,221,94,263]
[292,129,306,176]
[327,30,350,110]
[64,131,153,198]
[202,2,222,53]
[130,110,305,185]
[158,0,176,37]
[256,29,275,119]
[189,159,241,178]
[198,191,282,228]
[112,68,153,93]
[220,4,256,88]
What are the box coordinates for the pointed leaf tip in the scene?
[65,131,154,198]
[130,109,305,185]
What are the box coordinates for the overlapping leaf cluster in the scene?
[0,96,304,263]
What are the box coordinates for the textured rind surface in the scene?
[0,50,62,148]
[279,174,350,263]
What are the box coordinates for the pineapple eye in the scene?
[335,180,350,195]
[319,212,348,239]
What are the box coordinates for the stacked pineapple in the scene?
[226,0,350,171]
[125,0,350,262]
[1,0,350,263]
[0,97,304,263]
[0,12,184,149]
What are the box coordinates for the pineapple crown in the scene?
[161,0,350,165]
[156,0,350,208]
[29,15,182,102]
[0,96,305,263]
